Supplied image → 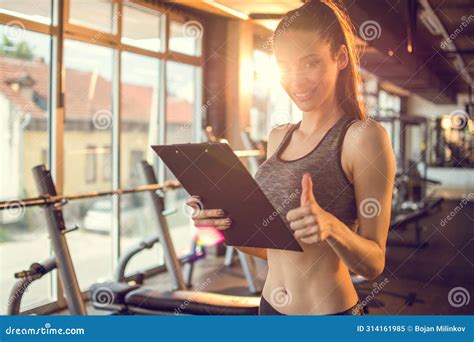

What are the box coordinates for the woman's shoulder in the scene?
[344,117,395,166]
[266,123,294,158]
[345,117,389,146]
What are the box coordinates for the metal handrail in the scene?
[0,180,181,210]
[0,148,264,210]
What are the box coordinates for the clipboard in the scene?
[152,143,303,252]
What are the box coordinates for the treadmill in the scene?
[19,164,260,315]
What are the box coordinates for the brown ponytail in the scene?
[273,0,366,120]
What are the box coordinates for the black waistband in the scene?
[259,296,364,315]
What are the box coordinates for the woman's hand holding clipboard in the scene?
[152,143,303,252]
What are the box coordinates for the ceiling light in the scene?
[202,1,249,20]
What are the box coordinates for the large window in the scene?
[250,49,301,142]
[166,61,200,144]
[359,72,378,116]
[0,26,53,313]
[169,20,202,56]
[62,39,115,289]
[430,114,473,168]
[69,0,117,33]
[379,90,401,115]
[63,39,114,193]
[120,51,160,187]
[378,90,402,162]
[0,0,204,313]
[164,61,202,257]
[121,3,164,52]
[119,51,161,274]
[0,1,52,25]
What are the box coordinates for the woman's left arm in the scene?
[327,121,396,279]
[287,120,396,280]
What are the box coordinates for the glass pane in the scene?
[64,197,113,286]
[251,50,270,141]
[169,20,202,56]
[378,90,400,115]
[165,61,200,256]
[166,61,198,144]
[268,53,293,128]
[121,51,159,187]
[64,39,114,193]
[121,4,163,52]
[0,0,52,25]
[63,39,114,288]
[120,51,162,274]
[119,192,163,277]
[0,208,53,313]
[0,27,53,311]
[69,0,116,34]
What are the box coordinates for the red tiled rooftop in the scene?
[0,56,192,124]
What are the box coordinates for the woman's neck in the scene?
[299,96,344,136]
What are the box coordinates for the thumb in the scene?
[300,173,320,209]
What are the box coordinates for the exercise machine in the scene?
[8,256,57,315]
[8,164,259,315]
[90,161,260,314]
[114,162,206,288]
[373,114,445,247]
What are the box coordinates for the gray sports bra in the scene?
[254,115,359,231]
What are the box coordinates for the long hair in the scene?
[273,0,366,120]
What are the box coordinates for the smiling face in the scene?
[274,30,348,113]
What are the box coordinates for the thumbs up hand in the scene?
[286,173,336,244]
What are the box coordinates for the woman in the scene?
[186,0,395,315]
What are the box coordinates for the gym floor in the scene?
[57,199,473,316]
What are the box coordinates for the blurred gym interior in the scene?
[0,0,472,316]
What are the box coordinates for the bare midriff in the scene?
[262,243,359,315]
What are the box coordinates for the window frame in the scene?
[0,0,205,314]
